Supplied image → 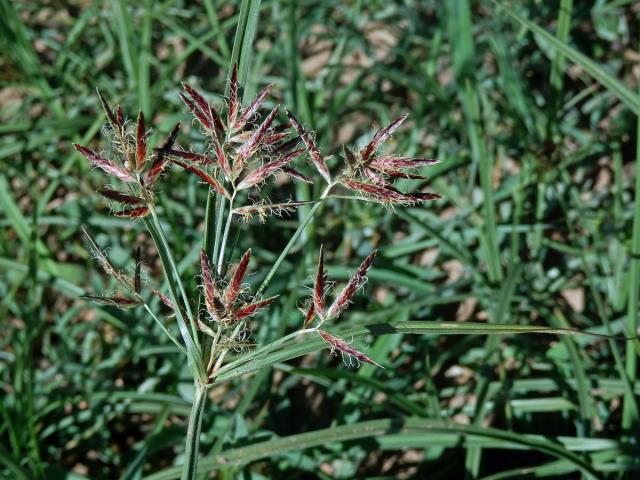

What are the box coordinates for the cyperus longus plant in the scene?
[74,65,440,479]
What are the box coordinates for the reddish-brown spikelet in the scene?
[201,249,224,322]
[114,206,149,218]
[364,168,390,186]
[136,111,147,172]
[153,289,174,310]
[235,83,272,130]
[96,88,120,130]
[80,295,140,309]
[212,131,231,179]
[261,132,290,147]
[237,105,280,160]
[74,144,136,182]
[234,295,278,320]
[343,145,357,168]
[224,249,251,306]
[274,136,301,155]
[314,245,327,318]
[404,192,442,202]
[171,159,230,198]
[303,302,316,328]
[167,149,218,166]
[236,147,304,190]
[182,83,208,113]
[184,83,224,131]
[228,64,239,127]
[377,169,427,180]
[327,250,377,319]
[162,122,181,149]
[98,188,143,205]
[286,109,330,183]
[360,114,408,163]
[116,106,124,128]
[179,91,212,130]
[146,122,181,185]
[371,156,440,170]
[282,167,312,183]
[181,83,216,126]
[343,179,405,202]
[181,84,225,131]
[317,330,382,368]
[146,156,168,185]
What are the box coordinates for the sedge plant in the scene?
[74,65,441,479]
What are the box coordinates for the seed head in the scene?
[234,83,273,131]
[171,159,229,198]
[201,249,225,322]
[234,296,278,320]
[98,188,143,205]
[314,245,327,319]
[224,249,251,306]
[286,109,331,183]
[327,250,377,319]
[360,114,408,163]
[136,111,147,172]
[317,330,382,368]
[113,206,149,218]
[74,144,136,183]
[236,147,304,190]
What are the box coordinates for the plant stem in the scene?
[142,303,187,356]
[181,382,207,480]
[203,0,261,258]
[148,204,197,338]
[623,32,640,430]
[256,183,334,296]
[214,328,315,378]
[143,211,205,381]
[217,192,235,274]
[211,195,227,265]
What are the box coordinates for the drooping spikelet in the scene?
[317,330,382,368]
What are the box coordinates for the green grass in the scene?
[1,0,640,478]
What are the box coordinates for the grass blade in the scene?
[142,418,602,480]
[496,1,640,115]
[213,319,630,385]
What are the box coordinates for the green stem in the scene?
[148,204,198,341]
[181,383,207,480]
[256,183,334,296]
[217,192,236,274]
[623,34,640,430]
[203,0,260,258]
[215,328,315,379]
[143,213,205,382]
[203,193,221,258]
[142,303,187,356]
[210,195,227,263]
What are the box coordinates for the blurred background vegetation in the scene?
[1,0,640,478]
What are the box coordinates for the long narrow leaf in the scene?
[496,1,640,115]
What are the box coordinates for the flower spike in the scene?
[224,249,251,306]
[314,245,327,318]
[318,330,383,368]
[327,250,377,319]
[136,111,147,172]
[286,109,331,183]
